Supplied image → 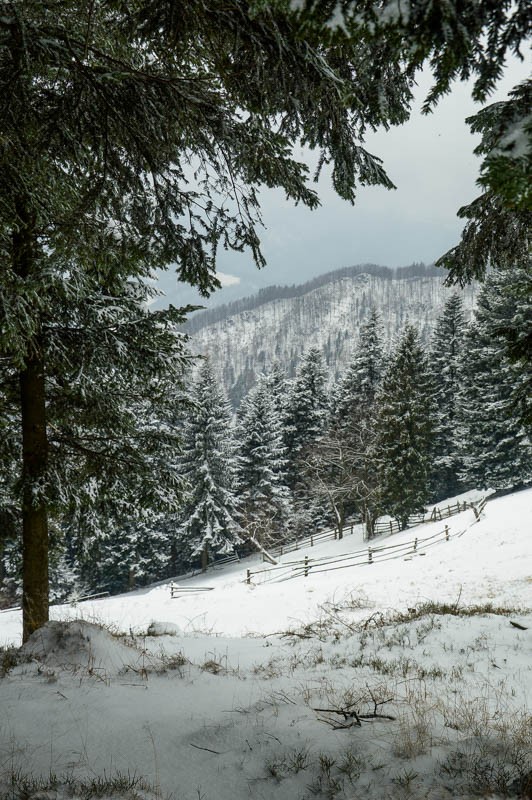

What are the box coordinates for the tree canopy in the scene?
[295,0,531,281]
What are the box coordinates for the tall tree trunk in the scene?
[13,199,49,642]
[201,542,209,573]
[20,357,49,641]
[364,507,375,539]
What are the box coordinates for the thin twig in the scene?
[190,743,222,755]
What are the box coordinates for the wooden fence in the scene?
[245,497,487,586]
[211,553,240,569]
[270,521,363,559]
[373,499,472,536]
[170,583,214,598]
[270,499,474,558]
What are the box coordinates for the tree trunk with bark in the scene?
[20,357,49,641]
[201,542,209,573]
[13,200,50,642]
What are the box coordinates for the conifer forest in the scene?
[2,275,530,604]
[0,1,530,642]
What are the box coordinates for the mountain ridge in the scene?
[186,263,478,406]
[183,262,442,334]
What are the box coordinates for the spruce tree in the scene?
[428,295,468,500]
[266,362,291,427]
[285,348,329,474]
[480,264,532,430]
[325,310,384,535]
[332,309,384,427]
[70,516,170,595]
[237,375,291,546]
[375,325,436,529]
[284,348,330,531]
[178,362,242,570]
[457,271,532,491]
[438,81,531,284]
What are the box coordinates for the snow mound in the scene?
[146,620,180,636]
[21,620,139,675]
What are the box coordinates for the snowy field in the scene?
[1,488,531,799]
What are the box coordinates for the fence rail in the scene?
[211,553,240,568]
[246,524,452,585]
[245,497,487,586]
[373,499,471,536]
[170,583,214,598]
[270,521,363,559]
[269,500,474,559]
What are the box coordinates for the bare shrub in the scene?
[393,708,433,759]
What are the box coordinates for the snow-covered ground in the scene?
[1,488,531,799]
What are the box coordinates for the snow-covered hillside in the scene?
[189,269,478,405]
[1,488,530,800]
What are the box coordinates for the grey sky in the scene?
[156,60,529,312]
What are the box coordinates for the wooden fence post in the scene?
[389,521,393,534]
[368,547,373,564]
[445,525,450,542]
[304,555,309,577]
[246,569,251,584]
[310,535,314,547]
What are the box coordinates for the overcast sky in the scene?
[155,59,529,311]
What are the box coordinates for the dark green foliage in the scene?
[75,517,171,595]
[177,361,242,565]
[470,81,531,213]
[457,271,532,490]
[322,1,530,109]
[284,348,329,530]
[297,2,530,286]
[0,0,428,633]
[322,310,385,534]
[238,374,291,545]
[438,81,531,284]
[332,308,384,427]
[1,279,188,606]
[428,295,468,501]
[375,325,436,528]
[482,264,532,429]
[285,347,329,474]
[46,288,189,516]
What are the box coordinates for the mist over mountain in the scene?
[185,263,478,407]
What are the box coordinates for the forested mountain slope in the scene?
[187,264,478,406]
